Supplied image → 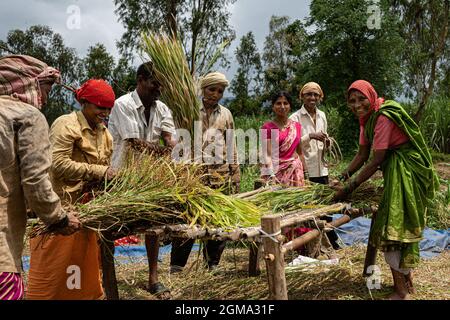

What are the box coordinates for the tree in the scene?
[391,0,450,121]
[229,32,263,115]
[114,0,237,75]
[0,25,81,124]
[111,57,137,97]
[82,43,115,83]
[289,0,404,153]
[262,16,296,100]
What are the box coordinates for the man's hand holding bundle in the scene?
[50,211,81,236]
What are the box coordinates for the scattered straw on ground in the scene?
[115,243,449,300]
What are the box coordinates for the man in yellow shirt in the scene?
[27,79,116,300]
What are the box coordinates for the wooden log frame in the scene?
[100,203,368,300]
[261,215,288,300]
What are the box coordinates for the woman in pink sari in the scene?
[261,91,306,186]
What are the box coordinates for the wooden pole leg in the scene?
[363,214,377,277]
[100,233,119,300]
[261,214,288,300]
[248,241,262,277]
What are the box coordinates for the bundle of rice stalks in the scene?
[241,182,382,213]
[242,184,333,213]
[141,32,200,135]
[30,151,261,237]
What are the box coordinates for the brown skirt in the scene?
[27,229,104,300]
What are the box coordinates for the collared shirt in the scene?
[49,111,112,203]
[0,96,64,273]
[289,105,328,178]
[200,103,240,188]
[109,90,176,168]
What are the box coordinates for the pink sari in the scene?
[262,120,305,186]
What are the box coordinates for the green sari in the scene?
[364,100,440,269]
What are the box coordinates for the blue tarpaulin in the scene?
[332,214,450,259]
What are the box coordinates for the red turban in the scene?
[347,80,385,125]
[76,79,115,108]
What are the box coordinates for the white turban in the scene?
[199,72,229,89]
[299,82,324,100]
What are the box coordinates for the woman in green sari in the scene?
[334,80,439,300]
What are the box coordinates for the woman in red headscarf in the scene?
[333,80,439,300]
[27,79,116,300]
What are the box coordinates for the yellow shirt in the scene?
[49,111,113,203]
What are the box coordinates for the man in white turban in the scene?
[290,82,340,250]
[170,71,240,272]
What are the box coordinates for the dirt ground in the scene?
[435,162,450,180]
[114,244,449,300]
[114,161,449,301]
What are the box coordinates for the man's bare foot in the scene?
[405,273,417,294]
[389,291,411,300]
[389,268,411,300]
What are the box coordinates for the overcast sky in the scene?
[0,0,311,82]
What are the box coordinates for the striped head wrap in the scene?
[0,55,61,109]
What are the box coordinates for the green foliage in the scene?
[240,165,261,193]
[427,178,450,230]
[289,0,404,155]
[114,0,236,74]
[229,32,264,116]
[420,97,450,154]
[111,57,137,97]
[262,16,300,101]
[234,114,268,132]
[0,25,80,125]
[229,95,267,117]
[390,0,450,121]
[82,43,115,83]
[230,32,263,97]
[430,152,450,163]
[403,97,450,154]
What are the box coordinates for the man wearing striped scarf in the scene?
[0,55,80,300]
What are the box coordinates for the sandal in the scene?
[148,282,171,300]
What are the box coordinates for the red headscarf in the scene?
[347,80,385,125]
[76,79,115,108]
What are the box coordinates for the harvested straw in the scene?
[141,32,200,135]
[30,151,261,238]
[240,182,382,213]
